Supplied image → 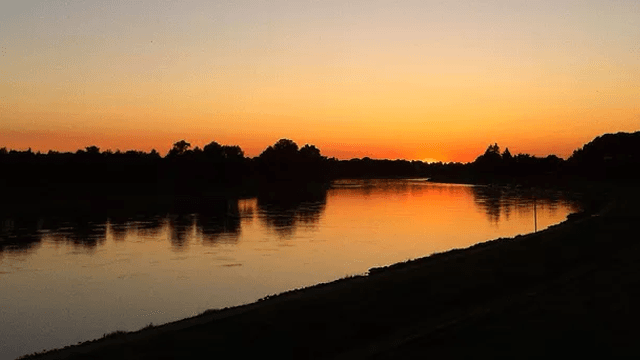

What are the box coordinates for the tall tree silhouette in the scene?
[168,140,191,157]
[257,139,328,182]
[502,148,512,161]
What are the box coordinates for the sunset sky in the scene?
[1,1,638,162]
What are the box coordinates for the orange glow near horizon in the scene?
[2,104,638,162]
[1,1,639,162]
[1,119,638,163]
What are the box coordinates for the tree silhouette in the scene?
[485,143,500,156]
[568,132,640,179]
[85,146,100,155]
[273,138,299,154]
[475,143,502,163]
[300,144,322,159]
[258,139,298,164]
[222,145,244,161]
[168,140,191,157]
[502,148,512,161]
[255,139,330,182]
[203,141,224,161]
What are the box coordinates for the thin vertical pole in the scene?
[534,196,537,233]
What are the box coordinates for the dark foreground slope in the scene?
[22,187,640,360]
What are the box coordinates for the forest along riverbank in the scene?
[21,185,640,360]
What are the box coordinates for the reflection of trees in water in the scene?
[106,216,168,243]
[46,218,107,250]
[0,217,44,253]
[257,186,327,238]
[196,215,241,244]
[168,199,245,249]
[548,202,559,217]
[0,198,250,254]
[195,199,242,245]
[134,217,165,238]
[107,217,130,241]
[167,214,195,251]
[334,179,473,199]
[0,198,250,255]
[471,186,574,225]
[0,216,109,253]
[107,216,165,241]
[238,199,255,225]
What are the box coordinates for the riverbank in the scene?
[20,185,640,359]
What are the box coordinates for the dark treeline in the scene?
[0,138,327,191]
[325,131,639,182]
[1,131,639,215]
[428,131,640,186]
[0,138,332,215]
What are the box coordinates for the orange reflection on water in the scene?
[0,180,578,360]
[311,180,576,272]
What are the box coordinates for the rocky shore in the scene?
[20,185,640,359]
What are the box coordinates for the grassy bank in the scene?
[20,185,640,359]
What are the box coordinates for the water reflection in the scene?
[196,199,246,245]
[471,186,578,225]
[196,214,240,245]
[2,180,584,360]
[0,217,107,253]
[0,183,580,256]
[0,198,248,255]
[46,218,107,250]
[108,216,166,241]
[167,214,195,250]
[256,187,327,238]
[0,218,43,253]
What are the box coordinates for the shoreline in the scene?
[20,185,639,359]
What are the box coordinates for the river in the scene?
[0,180,580,359]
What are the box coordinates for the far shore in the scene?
[19,183,640,359]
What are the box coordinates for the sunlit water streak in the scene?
[0,180,579,360]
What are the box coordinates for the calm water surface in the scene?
[0,180,580,359]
